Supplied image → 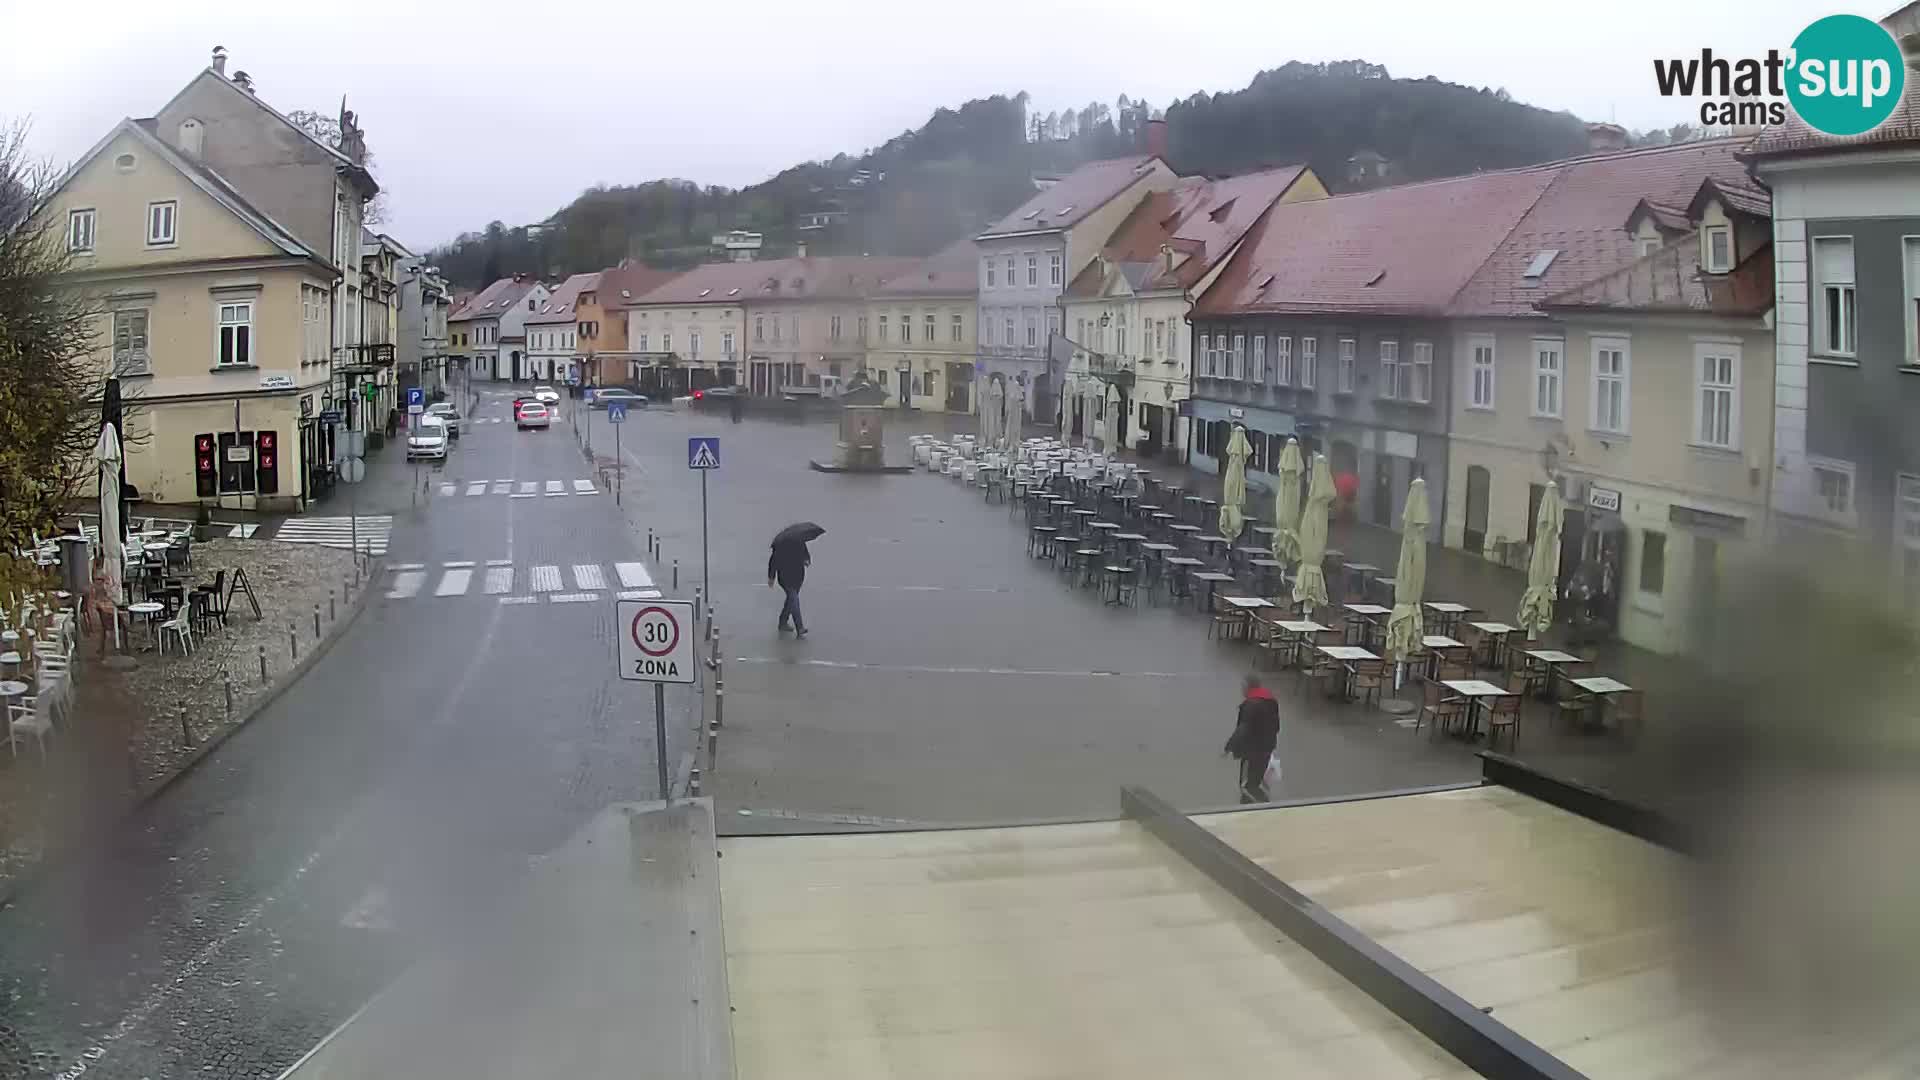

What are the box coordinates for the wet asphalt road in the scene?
[0,391,1483,1078]
[0,388,690,1079]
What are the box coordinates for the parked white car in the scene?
[426,402,462,438]
[532,385,561,406]
[407,414,450,460]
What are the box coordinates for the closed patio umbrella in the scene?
[980,379,1001,451]
[1270,438,1303,565]
[1104,387,1122,453]
[95,423,124,649]
[1292,453,1334,610]
[1005,378,1025,449]
[1518,482,1563,638]
[1218,425,1251,542]
[1384,478,1430,661]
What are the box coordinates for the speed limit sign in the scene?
[616,599,694,683]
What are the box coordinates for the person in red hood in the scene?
[1223,674,1280,804]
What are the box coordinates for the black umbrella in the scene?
[772,522,825,547]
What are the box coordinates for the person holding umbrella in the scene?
[769,522,824,637]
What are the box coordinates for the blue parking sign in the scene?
[687,437,720,470]
[406,386,423,408]
[607,401,627,423]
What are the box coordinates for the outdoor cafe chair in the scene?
[1348,658,1388,708]
[1416,677,1465,738]
[1552,678,1596,732]
[1205,596,1247,642]
[158,610,195,656]
[1486,674,1527,750]
[1605,689,1645,742]
[6,694,53,761]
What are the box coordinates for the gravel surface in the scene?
[0,538,365,898]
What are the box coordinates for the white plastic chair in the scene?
[7,695,52,760]
[158,611,195,656]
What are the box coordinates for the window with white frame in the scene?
[1153,320,1165,357]
[1232,334,1246,380]
[951,312,963,342]
[1026,254,1038,286]
[1468,335,1495,409]
[301,285,327,365]
[925,313,935,342]
[1380,339,1403,398]
[1273,336,1293,384]
[113,309,150,374]
[984,258,995,288]
[1003,257,1016,287]
[1410,341,1433,403]
[877,314,888,344]
[1300,337,1317,389]
[1004,316,1014,346]
[636,332,648,352]
[1028,317,1039,348]
[1590,337,1629,433]
[829,315,842,340]
[1814,236,1856,356]
[689,330,701,357]
[67,208,95,252]
[661,331,672,354]
[1201,333,1215,377]
[722,330,734,355]
[1905,237,1920,365]
[1898,476,1920,600]
[1116,321,1127,356]
[1249,334,1265,381]
[900,312,912,343]
[1049,252,1062,286]
[1811,458,1854,521]
[146,200,177,246]
[1694,343,1740,449]
[1336,338,1355,393]
[1703,224,1732,273]
[217,301,253,366]
[1532,338,1563,417]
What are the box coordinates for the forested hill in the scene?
[427,61,1591,289]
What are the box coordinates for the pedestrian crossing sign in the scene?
[687,437,721,470]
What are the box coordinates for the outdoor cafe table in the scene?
[1525,650,1589,696]
[1343,603,1392,649]
[1341,562,1381,594]
[1102,565,1137,606]
[1467,621,1519,667]
[1570,675,1633,696]
[1193,534,1231,560]
[1317,644,1377,700]
[0,680,27,704]
[1191,570,1236,612]
[1247,558,1284,594]
[128,601,165,649]
[1162,556,1203,603]
[1111,532,1147,559]
[1420,635,1466,679]
[1441,679,1514,739]
[1424,601,1473,634]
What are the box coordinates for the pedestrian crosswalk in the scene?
[383,559,661,605]
[273,515,393,556]
[437,478,600,499]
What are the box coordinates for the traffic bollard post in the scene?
[258,644,268,684]
[289,623,298,662]
[224,669,233,719]
[673,560,679,590]
[313,603,322,639]
[330,589,336,622]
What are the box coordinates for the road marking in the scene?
[443,560,475,568]
[572,479,598,494]
[495,478,512,483]
[225,523,259,539]
[571,564,606,590]
[434,569,471,596]
[466,481,487,496]
[731,657,1195,679]
[439,484,457,496]
[486,557,514,566]
[492,481,511,495]
[498,596,536,605]
[483,566,513,594]
[549,592,598,603]
[509,493,537,499]
[389,563,425,572]
[530,565,562,592]
[386,571,425,599]
[617,589,663,600]
[544,480,566,496]
[518,481,538,494]
[614,562,653,588]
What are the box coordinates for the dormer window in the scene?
[1703,225,1732,274]
[1637,236,1660,258]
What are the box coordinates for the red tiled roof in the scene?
[450,276,541,322]
[978,155,1166,239]
[599,262,682,310]
[630,256,919,306]
[1743,70,1920,158]
[873,239,980,297]
[1687,176,1770,220]
[1448,138,1763,318]
[526,272,600,324]
[1541,236,1774,316]
[1194,167,1559,317]
[1067,165,1311,298]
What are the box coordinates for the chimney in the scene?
[1160,243,1175,278]
[1585,121,1628,153]
[211,46,228,76]
[1144,117,1168,160]
[232,70,254,94]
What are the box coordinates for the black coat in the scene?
[1225,690,1279,761]
[767,541,809,589]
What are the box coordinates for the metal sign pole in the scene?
[700,470,710,601]
[615,420,622,505]
[654,682,670,803]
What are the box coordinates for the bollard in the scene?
[224,669,233,719]
[707,721,720,769]
[330,589,337,622]
[289,623,298,662]
[688,766,702,798]
[714,679,724,731]
[258,644,268,684]
[313,603,322,639]
[180,709,194,748]
[647,528,655,555]
[673,560,679,590]
[694,588,703,628]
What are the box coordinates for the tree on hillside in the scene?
[288,109,389,226]
[0,122,147,554]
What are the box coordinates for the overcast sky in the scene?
[3,0,1825,253]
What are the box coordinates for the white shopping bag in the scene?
[1263,752,1283,794]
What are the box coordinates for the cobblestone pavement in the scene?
[0,390,692,1079]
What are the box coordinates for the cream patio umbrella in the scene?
[1005,378,1025,450]
[1384,478,1431,661]
[1292,453,1334,610]
[1104,386,1122,454]
[95,422,124,650]
[1270,438,1304,566]
[981,378,1002,452]
[1218,425,1252,542]
[1518,481,1564,638]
